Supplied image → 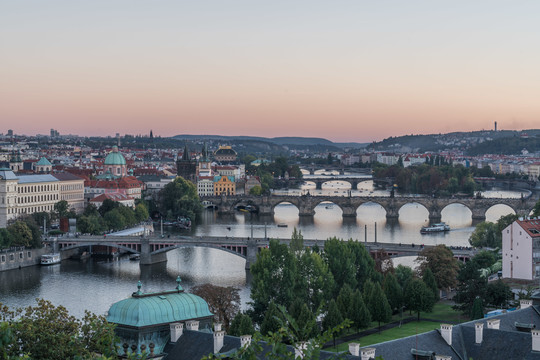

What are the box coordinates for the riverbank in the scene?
[0,247,48,272]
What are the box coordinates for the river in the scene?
[0,181,530,318]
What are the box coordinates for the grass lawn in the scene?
[329,302,469,351]
[329,321,441,352]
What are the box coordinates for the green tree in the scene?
[7,222,33,248]
[322,300,342,348]
[422,268,439,301]
[417,245,459,290]
[486,280,512,308]
[405,278,435,321]
[533,199,540,217]
[0,299,118,360]
[363,280,391,332]
[469,221,499,248]
[103,209,126,231]
[383,272,403,312]
[395,264,414,290]
[249,240,297,324]
[295,250,335,313]
[336,284,354,321]
[134,203,149,222]
[78,215,105,235]
[228,313,255,337]
[471,250,497,269]
[158,177,202,221]
[471,297,484,320]
[289,227,304,254]
[287,301,318,341]
[249,185,263,196]
[54,200,70,219]
[454,261,487,316]
[349,289,371,331]
[323,238,357,295]
[0,228,11,249]
[260,302,281,336]
[98,199,119,217]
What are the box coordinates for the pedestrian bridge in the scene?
[201,194,537,222]
[49,235,477,268]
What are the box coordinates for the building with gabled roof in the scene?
[503,218,540,280]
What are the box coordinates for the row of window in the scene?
[18,184,59,193]
[17,194,58,203]
[0,251,32,263]
[61,184,83,191]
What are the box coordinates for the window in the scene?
[27,251,31,258]
[19,252,23,259]
[1,255,5,262]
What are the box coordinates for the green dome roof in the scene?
[104,146,126,165]
[36,157,52,166]
[107,289,213,328]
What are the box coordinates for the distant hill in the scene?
[171,134,366,150]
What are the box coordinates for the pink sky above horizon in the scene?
[2,1,539,143]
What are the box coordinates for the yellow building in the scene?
[213,175,235,196]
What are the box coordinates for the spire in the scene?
[182,143,190,161]
[201,142,208,162]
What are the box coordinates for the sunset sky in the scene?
[1,1,539,142]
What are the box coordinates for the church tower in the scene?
[176,143,196,182]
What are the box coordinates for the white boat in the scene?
[41,253,61,265]
[420,222,450,234]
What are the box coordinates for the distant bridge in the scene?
[49,235,477,268]
[201,194,537,222]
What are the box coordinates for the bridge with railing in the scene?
[48,234,477,268]
[200,194,537,222]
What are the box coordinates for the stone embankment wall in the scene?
[0,247,48,272]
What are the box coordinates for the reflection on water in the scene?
[0,182,526,319]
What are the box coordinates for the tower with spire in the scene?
[176,143,196,181]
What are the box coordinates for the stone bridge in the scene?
[49,235,477,268]
[201,194,537,222]
[301,176,372,190]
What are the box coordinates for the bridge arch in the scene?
[59,242,140,254]
[355,201,388,219]
[440,203,473,225]
[485,203,517,222]
[397,202,430,223]
[151,244,247,260]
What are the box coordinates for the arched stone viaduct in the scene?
[203,194,537,222]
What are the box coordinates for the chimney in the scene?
[240,335,252,348]
[361,348,376,360]
[441,324,453,346]
[521,300,533,309]
[533,330,540,352]
[294,342,307,359]
[169,322,184,343]
[475,322,484,344]
[349,342,360,357]
[214,322,222,332]
[435,356,452,360]
[214,330,225,354]
[487,319,500,330]
[186,320,199,331]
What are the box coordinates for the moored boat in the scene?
[41,253,61,265]
[420,222,450,234]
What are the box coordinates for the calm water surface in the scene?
[0,181,528,318]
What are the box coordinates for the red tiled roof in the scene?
[517,219,540,238]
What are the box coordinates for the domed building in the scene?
[103,146,127,178]
[214,145,237,163]
[107,277,214,357]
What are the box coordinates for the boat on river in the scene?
[41,253,61,265]
[420,222,450,234]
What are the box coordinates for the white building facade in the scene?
[502,219,540,280]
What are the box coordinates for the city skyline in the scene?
[2,1,539,142]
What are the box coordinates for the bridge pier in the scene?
[342,207,357,218]
[140,238,168,265]
[245,238,258,270]
[385,207,399,220]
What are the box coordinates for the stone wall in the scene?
[0,247,48,272]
